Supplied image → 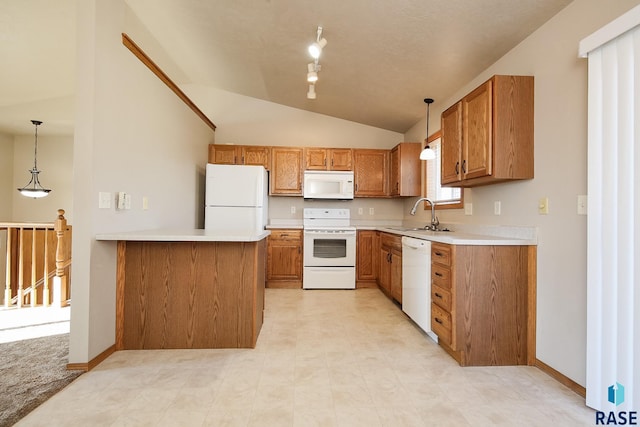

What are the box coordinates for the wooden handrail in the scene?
[2,209,72,308]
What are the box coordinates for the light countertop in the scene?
[375,227,536,246]
[267,219,537,246]
[95,228,270,242]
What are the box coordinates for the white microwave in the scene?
[303,171,354,200]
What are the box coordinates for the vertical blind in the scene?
[582,6,640,411]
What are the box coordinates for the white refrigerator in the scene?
[204,164,268,234]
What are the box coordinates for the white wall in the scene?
[12,134,73,223]
[0,133,13,221]
[70,0,215,363]
[404,0,640,387]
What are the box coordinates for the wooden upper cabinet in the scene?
[353,149,388,197]
[208,145,239,165]
[441,102,463,185]
[389,143,421,197]
[441,75,534,187]
[304,148,353,171]
[329,149,353,170]
[463,81,493,180]
[270,147,303,195]
[242,146,271,169]
[208,144,270,170]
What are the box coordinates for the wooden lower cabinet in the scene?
[266,229,303,288]
[378,232,402,303]
[430,242,536,366]
[356,230,378,287]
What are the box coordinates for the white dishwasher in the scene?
[401,236,438,342]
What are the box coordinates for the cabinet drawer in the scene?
[380,233,402,251]
[431,243,452,267]
[432,264,451,289]
[431,285,451,311]
[431,303,452,345]
[269,229,302,241]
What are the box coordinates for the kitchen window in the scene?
[424,132,463,209]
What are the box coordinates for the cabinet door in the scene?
[209,145,240,165]
[271,148,303,195]
[441,103,463,185]
[329,149,353,171]
[356,230,377,281]
[390,250,402,303]
[353,149,388,197]
[305,148,328,170]
[242,146,271,170]
[389,146,400,196]
[267,232,302,280]
[378,248,390,294]
[462,80,493,180]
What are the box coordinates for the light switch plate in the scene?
[464,203,473,215]
[538,197,549,215]
[494,201,501,215]
[98,192,111,209]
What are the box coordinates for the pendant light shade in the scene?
[419,98,436,160]
[17,120,51,198]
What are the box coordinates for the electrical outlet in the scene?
[538,197,549,215]
[577,195,587,215]
[290,206,296,214]
[494,201,501,215]
[142,196,149,210]
[369,207,375,215]
[124,194,132,210]
[358,207,363,215]
[465,203,473,215]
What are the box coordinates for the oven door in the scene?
[303,229,356,267]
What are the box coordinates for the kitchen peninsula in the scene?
[96,229,270,350]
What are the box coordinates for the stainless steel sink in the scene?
[387,226,451,232]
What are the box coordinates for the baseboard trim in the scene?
[66,344,116,372]
[535,358,586,398]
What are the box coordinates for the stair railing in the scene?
[1,209,72,308]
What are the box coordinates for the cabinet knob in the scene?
[435,292,442,299]
[435,272,443,278]
[434,318,443,325]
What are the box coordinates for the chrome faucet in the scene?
[410,197,439,230]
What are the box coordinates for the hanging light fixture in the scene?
[420,98,436,160]
[17,120,51,198]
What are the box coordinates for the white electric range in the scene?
[302,208,356,289]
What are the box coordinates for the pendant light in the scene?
[17,120,51,198]
[419,98,436,160]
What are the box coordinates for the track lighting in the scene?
[307,84,316,99]
[305,27,327,99]
[307,63,318,83]
[420,98,436,160]
[308,27,327,59]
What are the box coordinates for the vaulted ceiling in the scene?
[0,0,573,136]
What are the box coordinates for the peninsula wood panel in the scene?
[454,245,529,366]
[118,240,265,350]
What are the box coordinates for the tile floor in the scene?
[17,289,594,426]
